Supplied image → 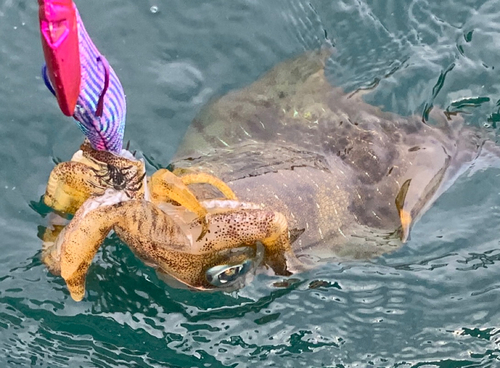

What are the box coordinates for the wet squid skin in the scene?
[42,140,297,301]
[42,49,500,300]
[44,193,293,301]
[170,49,499,261]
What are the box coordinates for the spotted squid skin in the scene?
[50,193,293,301]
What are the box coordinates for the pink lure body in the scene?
[38,0,81,116]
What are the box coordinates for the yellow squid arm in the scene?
[149,169,210,240]
[44,161,105,215]
[148,169,240,241]
[56,198,191,301]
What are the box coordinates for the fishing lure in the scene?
[39,0,126,153]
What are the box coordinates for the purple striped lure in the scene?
[43,7,126,153]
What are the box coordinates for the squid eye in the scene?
[206,260,252,287]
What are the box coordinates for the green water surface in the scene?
[1,0,500,367]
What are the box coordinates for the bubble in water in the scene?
[150,6,159,14]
